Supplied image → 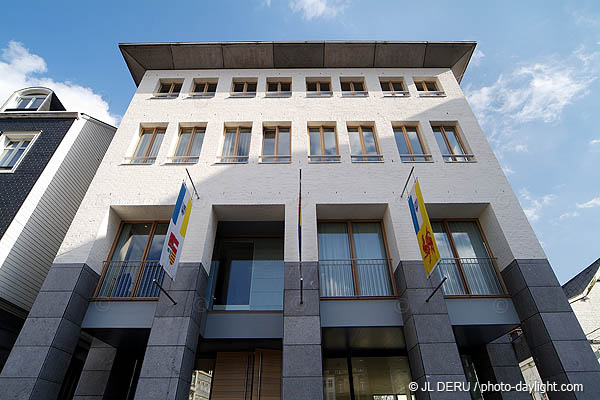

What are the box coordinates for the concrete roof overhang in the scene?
[119,41,477,86]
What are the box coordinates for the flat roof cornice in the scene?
[119,41,477,86]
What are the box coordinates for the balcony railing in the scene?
[437,257,504,296]
[95,260,165,299]
[124,156,157,164]
[399,153,432,162]
[442,154,475,162]
[308,154,341,163]
[319,259,394,298]
[216,155,249,163]
[166,155,200,163]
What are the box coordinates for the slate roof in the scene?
[563,258,600,299]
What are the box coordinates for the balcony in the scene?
[437,257,505,296]
[95,260,165,299]
[319,259,394,298]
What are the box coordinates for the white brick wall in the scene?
[55,67,546,275]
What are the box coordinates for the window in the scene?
[266,79,292,97]
[347,125,382,162]
[95,221,168,298]
[380,79,409,97]
[432,125,472,161]
[306,78,332,97]
[261,125,291,163]
[128,127,165,164]
[308,125,340,162]
[414,79,444,97]
[0,132,38,172]
[14,94,47,110]
[318,221,393,297]
[170,126,205,163]
[432,220,505,296]
[219,126,251,163]
[231,79,257,97]
[191,80,217,98]
[393,125,430,162]
[154,81,182,98]
[340,78,367,97]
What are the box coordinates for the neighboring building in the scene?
[0,87,116,371]
[1,41,599,400]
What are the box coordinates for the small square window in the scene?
[231,80,257,97]
[414,79,444,97]
[192,80,218,98]
[306,79,332,97]
[340,78,367,97]
[380,79,409,97]
[154,81,182,98]
[266,79,292,97]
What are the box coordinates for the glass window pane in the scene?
[189,130,204,157]
[307,82,317,91]
[352,222,391,296]
[16,98,30,109]
[425,81,438,91]
[133,133,152,158]
[380,81,389,91]
[320,82,330,91]
[222,130,236,156]
[263,130,276,156]
[233,83,244,92]
[445,128,466,155]
[433,128,451,154]
[309,128,321,156]
[159,84,171,93]
[175,132,191,156]
[246,82,257,92]
[0,149,15,167]
[207,83,217,92]
[432,222,466,295]
[392,82,404,91]
[30,97,45,109]
[394,129,410,155]
[348,128,362,155]
[353,81,364,91]
[323,358,351,400]
[362,128,377,154]
[237,130,251,157]
[148,132,164,158]
[323,128,337,156]
[415,82,425,91]
[341,81,351,91]
[351,357,413,399]
[146,223,168,260]
[5,149,24,167]
[268,83,278,92]
[280,82,291,91]
[318,223,353,296]
[172,84,182,93]
[111,223,152,261]
[406,128,424,154]
[194,83,206,93]
[277,128,290,156]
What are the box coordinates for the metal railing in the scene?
[124,156,157,164]
[167,155,200,163]
[308,154,341,163]
[319,259,394,297]
[306,91,333,97]
[260,154,292,163]
[437,257,504,296]
[265,91,292,98]
[152,93,179,99]
[442,154,475,162]
[399,153,432,162]
[341,91,369,97]
[350,153,383,162]
[418,91,445,97]
[95,260,165,299]
[189,92,215,98]
[383,91,410,97]
[216,155,249,163]
[230,92,256,98]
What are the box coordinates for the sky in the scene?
[0,0,598,283]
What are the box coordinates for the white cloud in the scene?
[590,139,600,145]
[0,41,118,125]
[465,46,599,155]
[577,197,600,209]
[513,144,528,152]
[519,188,555,222]
[502,165,515,175]
[559,211,580,220]
[289,0,346,19]
[470,49,485,67]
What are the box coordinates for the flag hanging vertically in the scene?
[408,179,440,276]
[160,183,193,279]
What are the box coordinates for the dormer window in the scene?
[1,88,64,112]
[15,94,47,110]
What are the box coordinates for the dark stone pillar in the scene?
[472,335,529,400]
[73,338,117,400]
[282,261,323,400]
[502,259,600,400]
[133,262,208,400]
[0,263,98,400]
[395,260,470,400]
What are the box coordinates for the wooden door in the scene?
[210,352,254,400]
[251,349,282,400]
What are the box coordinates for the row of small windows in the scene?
[127,122,472,165]
[154,76,444,99]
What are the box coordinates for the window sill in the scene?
[443,160,476,163]
[229,93,256,98]
[341,92,369,97]
[400,160,435,163]
[350,159,384,163]
[383,92,410,97]
[91,297,159,301]
[265,93,292,98]
[214,161,249,165]
[320,296,398,300]
[306,92,333,98]
[162,162,199,165]
[150,95,179,99]
[187,94,215,99]
[418,92,446,97]
[444,294,510,299]
[259,160,292,164]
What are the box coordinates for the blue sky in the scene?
[1,0,598,283]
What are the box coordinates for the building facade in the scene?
[0,41,598,400]
[0,87,116,372]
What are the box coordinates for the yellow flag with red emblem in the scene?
[408,179,440,276]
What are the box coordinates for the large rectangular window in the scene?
[432,125,472,162]
[128,127,165,164]
[432,220,505,296]
[170,126,205,163]
[348,125,382,162]
[318,221,394,297]
[308,125,340,163]
[219,126,251,163]
[96,221,168,298]
[261,125,291,163]
[393,125,430,162]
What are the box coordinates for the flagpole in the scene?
[185,168,200,200]
[298,168,303,304]
[400,166,415,198]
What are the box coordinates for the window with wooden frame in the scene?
[393,124,431,162]
[191,80,217,98]
[347,125,382,162]
[169,126,205,163]
[431,219,506,297]
[154,81,182,98]
[266,79,292,97]
[317,220,395,297]
[431,124,473,162]
[340,78,367,97]
[231,79,257,97]
[306,78,332,97]
[261,125,291,163]
[95,221,168,299]
[127,127,166,164]
[308,125,340,163]
[414,79,444,97]
[379,78,409,97]
[219,126,251,163]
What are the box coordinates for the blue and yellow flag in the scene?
[160,183,193,279]
[408,179,440,276]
